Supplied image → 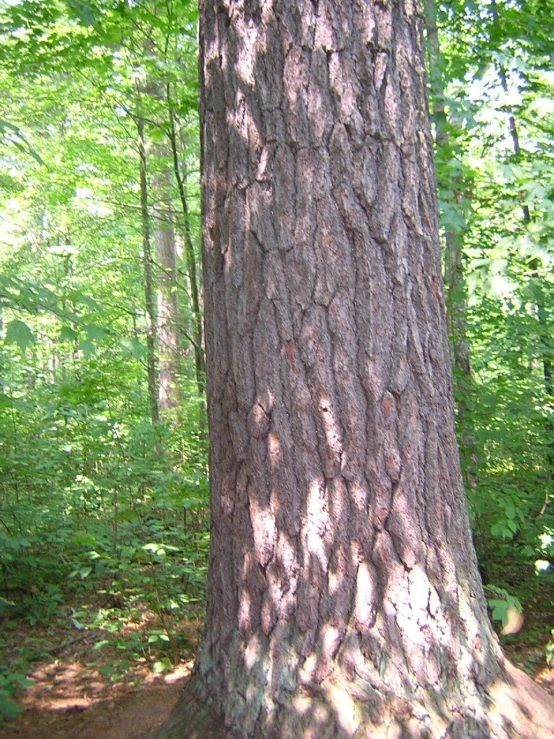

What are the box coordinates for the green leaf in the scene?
[5,320,35,351]
[0,694,23,718]
[93,639,110,650]
[70,292,101,312]
[68,566,92,579]
[152,658,172,673]
[84,324,107,341]
[66,0,97,27]
[99,663,117,677]
[59,326,79,342]
[78,340,95,358]
[70,532,97,546]
[120,337,147,359]
[489,599,509,624]
[9,675,34,688]
[120,546,135,560]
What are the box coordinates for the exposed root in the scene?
[485,660,554,738]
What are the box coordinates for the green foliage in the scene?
[429,0,554,632]
[485,585,523,627]
[0,669,33,723]
[4,319,35,351]
[0,0,207,719]
[0,118,45,166]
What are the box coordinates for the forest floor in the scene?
[2,605,554,739]
[0,599,203,739]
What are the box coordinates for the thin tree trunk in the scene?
[138,115,160,426]
[155,1,554,736]
[153,162,181,414]
[167,87,206,396]
[424,0,477,491]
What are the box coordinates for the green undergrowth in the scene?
[0,408,210,724]
[1,504,209,723]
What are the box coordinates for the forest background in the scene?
[0,0,553,725]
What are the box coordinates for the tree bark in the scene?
[155,1,554,736]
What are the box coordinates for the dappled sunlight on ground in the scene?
[3,676,189,739]
[1,601,202,738]
[20,660,193,713]
[3,656,192,739]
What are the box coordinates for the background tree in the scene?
[153,160,181,414]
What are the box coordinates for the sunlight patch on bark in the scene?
[244,633,263,670]
[248,495,275,568]
[323,677,362,736]
[321,623,342,661]
[354,561,376,631]
[267,431,281,467]
[304,478,329,570]
[238,588,252,633]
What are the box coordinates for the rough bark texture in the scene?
[155,1,554,736]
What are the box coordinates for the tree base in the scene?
[151,659,554,739]
[484,660,554,738]
[148,677,225,739]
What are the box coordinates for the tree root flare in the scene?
[150,662,554,739]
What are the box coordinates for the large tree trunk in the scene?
[155,1,554,736]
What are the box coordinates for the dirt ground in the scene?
[3,635,554,739]
[1,657,191,739]
[0,608,201,739]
